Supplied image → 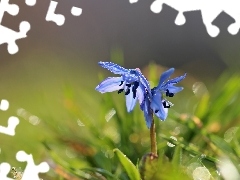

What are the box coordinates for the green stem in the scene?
[150,116,157,156]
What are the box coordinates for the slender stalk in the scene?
[150,115,157,156]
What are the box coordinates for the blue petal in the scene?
[125,87,138,112]
[150,91,168,120]
[167,85,184,94]
[140,96,145,111]
[98,61,128,75]
[95,77,123,93]
[135,70,151,94]
[166,73,186,85]
[136,83,145,105]
[158,68,175,86]
[154,100,168,121]
[142,97,152,128]
[150,91,162,112]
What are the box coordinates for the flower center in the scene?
[117,81,139,99]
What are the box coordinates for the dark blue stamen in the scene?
[132,87,136,98]
[125,88,130,95]
[163,101,170,108]
[133,81,139,89]
[132,87,136,99]
[118,89,124,94]
[132,81,139,99]
[166,89,174,97]
[119,81,124,86]
[155,110,159,113]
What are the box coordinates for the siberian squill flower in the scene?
[141,68,186,128]
[96,61,151,112]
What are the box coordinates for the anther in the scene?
[126,83,131,87]
[155,110,159,113]
[119,81,124,86]
[163,101,170,108]
[166,89,174,97]
[132,87,136,99]
[118,89,124,94]
[132,81,139,99]
[133,81,139,89]
[125,89,130,95]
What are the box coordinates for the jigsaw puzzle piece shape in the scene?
[151,0,199,23]
[0,21,30,54]
[0,99,10,111]
[228,23,239,35]
[0,163,14,180]
[71,6,82,16]
[0,116,19,136]
[223,0,240,35]
[150,0,163,13]
[175,12,186,25]
[46,0,65,26]
[150,0,223,37]
[16,151,49,180]
[0,0,19,23]
[25,0,37,6]
[201,8,221,37]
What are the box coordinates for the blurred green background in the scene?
[0,0,240,179]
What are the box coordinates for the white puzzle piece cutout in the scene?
[46,0,65,26]
[0,0,19,19]
[25,0,37,6]
[0,99,19,136]
[0,116,19,136]
[0,99,9,111]
[0,21,30,54]
[0,163,14,180]
[129,0,138,4]
[0,151,49,179]
[46,1,82,25]
[16,151,50,180]
[71,6,82,16]
[150,0,240,37]
[0,0,31,54]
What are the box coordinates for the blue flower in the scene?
[96,61,151,112]
[141,68,186,128]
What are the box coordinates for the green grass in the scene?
[1,61,240,180]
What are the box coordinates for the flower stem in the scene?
[150,116,157,156]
